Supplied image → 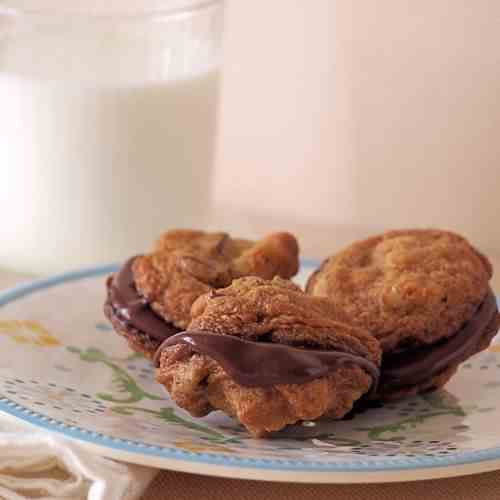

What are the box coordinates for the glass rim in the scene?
[0,0,222,20]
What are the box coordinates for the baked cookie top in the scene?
[306,229,493,351]
[133,229,299,329]
[189,275,381,365]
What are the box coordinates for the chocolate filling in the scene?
[154,330,380,390]
[382,291,498,389]
[108,258,497,394]
[107,257,178,341]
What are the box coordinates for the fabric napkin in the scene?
[0,417,156,500]
[0,273,157,500]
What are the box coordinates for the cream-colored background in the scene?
[215,0,500,258]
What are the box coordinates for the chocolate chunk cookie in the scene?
[306,229,499,400]
[104,229,300,358]
[155,276,381,437]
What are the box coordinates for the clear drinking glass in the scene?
[0,0,223,274]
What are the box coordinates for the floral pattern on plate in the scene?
[0,262,499,481]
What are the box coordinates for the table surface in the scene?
[2,258,500,500]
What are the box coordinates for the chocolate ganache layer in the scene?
[382,291,498,388]
[106,257,178,341]
[154,331,380,390]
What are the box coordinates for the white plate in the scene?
[0,261,499,483]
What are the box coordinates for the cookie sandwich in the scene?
[306,229,499,400]
[105,229,299,358]
[155,276,381,437]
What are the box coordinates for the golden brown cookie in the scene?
[306,229,499,400]
[104,229,300,358]
[155,276,381,437]
[133,229,299,329]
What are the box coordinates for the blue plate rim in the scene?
[1,260,500,473]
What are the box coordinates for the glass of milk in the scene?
[0,0,223,274]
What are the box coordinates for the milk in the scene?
[0,22,220,274]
